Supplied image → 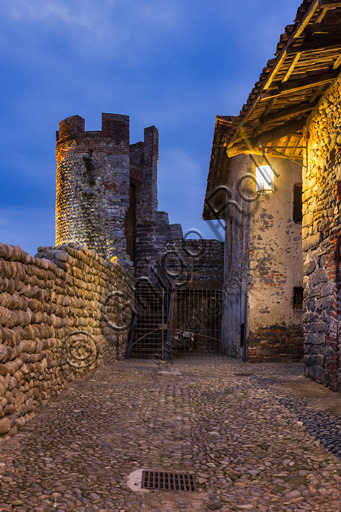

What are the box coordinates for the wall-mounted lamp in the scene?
[256,165,274,194]
[249,150,278,195]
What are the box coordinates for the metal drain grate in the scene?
[141,471,196,491]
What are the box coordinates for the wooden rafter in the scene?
[309,83,325,102]
[226,118,307,156]
[260,71,338,100]
[224,0,321,150]
[223,0,341,160]
[262,97,278,117]
[283,53,301,82]
[261,100,318,124]
[307,1,341,30]
[333,52,341,68]
[318,1,341,9]
[251,119,307,147]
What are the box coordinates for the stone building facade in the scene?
[205,139,303,361]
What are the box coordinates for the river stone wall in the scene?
[303,74,341,392]
[0,242,134,437]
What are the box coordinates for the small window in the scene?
[256,166,274,194]
[293,184,302,223]
[293,287,303,309]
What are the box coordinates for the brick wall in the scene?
[160,239,224,284]
[0,242,134,437]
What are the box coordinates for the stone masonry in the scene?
[56,113,187,280]
[303,74,341,392]
[0,359,340,511]
[56,112,224,288]
[56,114,133,269]
[0,242,134,438]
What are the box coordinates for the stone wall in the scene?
[0,242,134,437]
[221,155,250,357]
[303,74,341,391]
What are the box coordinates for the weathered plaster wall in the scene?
[248,156,303,361]
[222,154,250,357]
[0,242,134,437]
[303,74,341,391]
[56,114,132,270]
[223,154,303,360]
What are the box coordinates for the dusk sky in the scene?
[0,0,300,256]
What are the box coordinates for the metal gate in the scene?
[168,287,224,359]
[126,268,248,361]
[126,265,173,359]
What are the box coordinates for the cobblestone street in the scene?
[0,358,340,512]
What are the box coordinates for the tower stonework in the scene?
[134,126,160,279]
[56,113,132,269]
[56,113,181,278]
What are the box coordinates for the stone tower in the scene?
[56,113,163,274]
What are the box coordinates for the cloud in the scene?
[4,0,104,27]
[1,0,184,59]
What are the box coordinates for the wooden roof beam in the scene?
[227,118,307,156]
[333,52,341,68]
[260,71,338,100]
[251,118,307,147]
[225,0,321,150]
[318,1,341,9]
[227,146,304,163]
[308,1,341,29]
[260,100,318,124]
[283,53,302,82]
[309,83,325,101]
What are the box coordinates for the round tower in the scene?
[56,113,133,268]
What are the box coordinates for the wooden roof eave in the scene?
[225,0,322,152]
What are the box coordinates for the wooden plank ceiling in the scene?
[203,0,341,220]
[226,0,341,159]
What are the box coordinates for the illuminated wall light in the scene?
[256,165,274,194]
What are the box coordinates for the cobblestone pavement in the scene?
[0,357,340,512]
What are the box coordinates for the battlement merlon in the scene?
[56,113,130,147]
[144,126,159,168]
[57,115,85,142]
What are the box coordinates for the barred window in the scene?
[293,287,303,309]
[293,184,302,223]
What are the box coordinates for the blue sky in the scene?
[0,0,300,255]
